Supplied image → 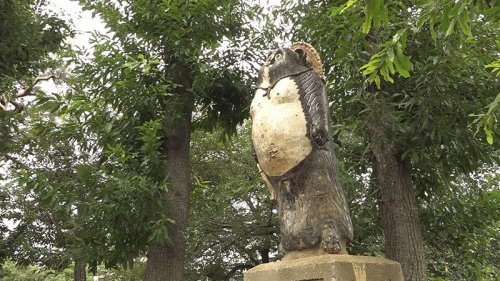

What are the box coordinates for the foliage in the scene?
[0,260,76,281]
[0,0,70,153]
[2,74,177,272]
[92,261,146,281]
[3,0,267,279]
[0,0,70,270]
[471,92,500,145]
[76,0,261,136]
[423,167,499,280]
[186,125,278,280]
[186,124,390,280]
[1,0,499,280]
[281,0,499,279]
[0,0,69,78]
[0,259,149,281]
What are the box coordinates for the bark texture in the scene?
[144,69,193,281]
[73,258,86,281]
[369,121,427,281]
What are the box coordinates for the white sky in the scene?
[38,0,284,92]
[45,0,283,49]
[46,0,107,48]
[34,0,107,94]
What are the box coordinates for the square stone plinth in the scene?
[244,255,403,281]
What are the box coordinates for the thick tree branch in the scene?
[15,74,56,98]
[1,95,9,110]
[10,100,25,113]
[1,74,58,113]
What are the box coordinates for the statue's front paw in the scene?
[311,124,328,147]
[321,227,341,254]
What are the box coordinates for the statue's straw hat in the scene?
[291,42,325,80]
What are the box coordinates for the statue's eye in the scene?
[265,51,282,65]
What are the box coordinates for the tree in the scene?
[0,260,76,281]
[20,0,262,280]
[186,125,278,280]
[0,0,69,151]
[73,1,260,280]
[421,167,499,280]
[2,1,497,280]
[0,0,69,272]
[280,0,499,280]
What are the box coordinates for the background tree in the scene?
[73,1,262,279]
[0,260,75,281]
[0,0,69,153]
[281,0,499,280]
[186,125,279,280]
[1,1,498,281]
[0,0,69,272]
[3,0,267,280]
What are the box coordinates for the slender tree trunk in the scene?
[144,70,193,281]
[73,258,86,281]
[369,121,427,281]
[259,248,269,264]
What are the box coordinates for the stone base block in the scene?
[244,254,403,281]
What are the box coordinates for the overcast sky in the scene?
[36,0,284,93]
[46,0,107,48]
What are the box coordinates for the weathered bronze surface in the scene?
[250,43,353,257]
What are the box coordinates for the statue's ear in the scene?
[294,48,307,65]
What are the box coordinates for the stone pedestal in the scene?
[244,254,403,281]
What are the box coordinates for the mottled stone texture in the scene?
[250,45,353,256]
[244,255,404,281]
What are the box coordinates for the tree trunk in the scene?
[259,248,269,264]
[369,121,427,281]
[144,71,193,281]
[73,258,86,281]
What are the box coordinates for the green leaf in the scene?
[373,0,383,29]
[374,75,381,89]
[392,29,407,44]
[457,9,472,37]
[362,0,378,33]
[484,127,493,144]
[379,64,394,83]
[401,29,408,49]
[379,63,388,76]
[367,71,378,83]
[446,17,456,37]
[382,0,389,28]
[386,47,395,62]
[339,0,358,14]
[330,6,344,17]
[362,16,372,34]
[393,56,410,78]
[396,43,413,71]
[360,58,382,70]
[363,67,375,75]
[485,59,500,76]
[429,17,437,40]
[386,58,395,74]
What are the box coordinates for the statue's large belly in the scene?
[250,77,312,177]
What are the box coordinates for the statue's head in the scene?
[256,42,324,88]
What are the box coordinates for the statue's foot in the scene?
[320,226,341,254]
